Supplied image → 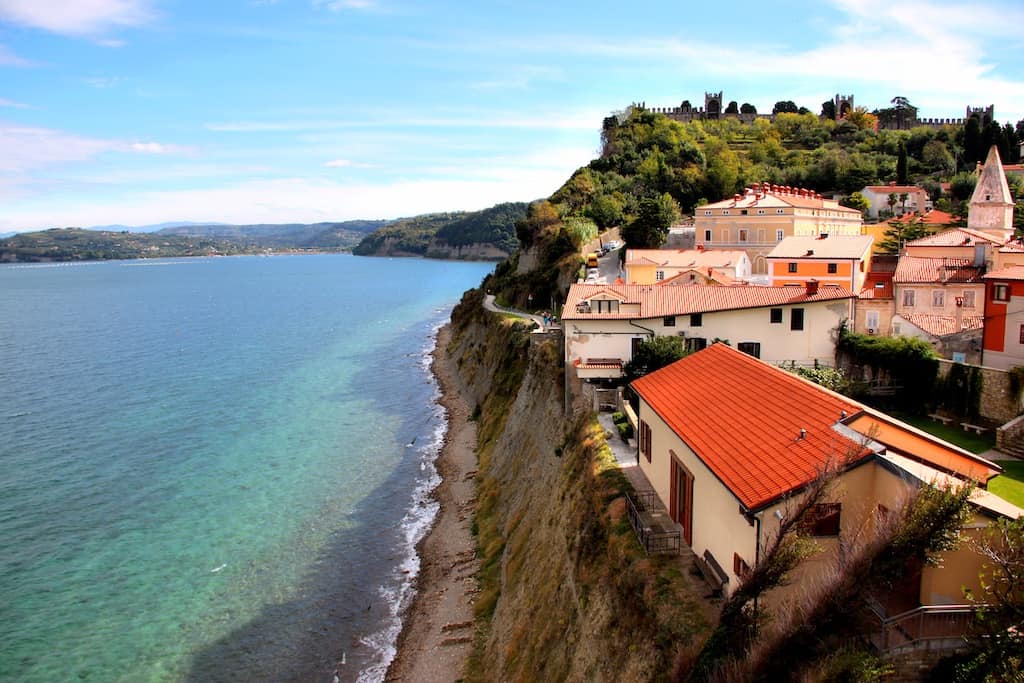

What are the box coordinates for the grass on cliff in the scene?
[989,460,1024,507]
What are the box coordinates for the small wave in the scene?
[6,411,30,418]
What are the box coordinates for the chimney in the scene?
[805,279,819,296]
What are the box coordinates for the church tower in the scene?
[968,145,1014,238]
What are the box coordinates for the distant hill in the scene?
[0,220,390,263]
[353,202,529,259]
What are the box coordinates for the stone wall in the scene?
[936,359,1023,425]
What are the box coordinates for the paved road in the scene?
[483,294,552,329]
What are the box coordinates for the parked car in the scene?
[605,240,621,250]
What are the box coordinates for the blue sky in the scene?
[1,0,1023,232]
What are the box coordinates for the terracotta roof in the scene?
[631,344,1002,511]
[890,209,956,226]
[563,282,855,320]
[631,344,864,510]
[859,272,894,299]
[767,235,874,259]
[983,266,1024,281]
[899,313,984,337]
[658,268,736,286]
[999,239,1024,254]
[893,256,983,284]
[862,184,926,194]
[624,248,748,269]
[907,227,1004,247]
[702,184,860,215]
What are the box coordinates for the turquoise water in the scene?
[0,255,492,683]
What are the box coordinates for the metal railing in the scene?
[625,491,681,556]
[867,598,975,653]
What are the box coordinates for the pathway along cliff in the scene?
[393,287,712,682]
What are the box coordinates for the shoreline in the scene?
[384,323,479,682]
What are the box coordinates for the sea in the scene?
[0,254,494,683]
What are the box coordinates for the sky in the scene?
[1,0,1023,232]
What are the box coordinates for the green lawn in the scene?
[989,461,1024,508]
[894,414,995,454]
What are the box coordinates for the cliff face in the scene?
[446,290,709,683]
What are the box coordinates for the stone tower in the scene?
[968,145,1014,236]
[966,105,995,127]
[705,91,722,119]
[834,93,854,121]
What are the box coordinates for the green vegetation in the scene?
[611,412,633,441]
[623,335,688,381]
[836,324,940,414]
[988,461,1024,508]
[893,413,995,454]
[352,202,528,257]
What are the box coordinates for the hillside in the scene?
[352,202,528,259]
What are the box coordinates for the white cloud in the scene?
[0,43,33,66]
[83,76,122,88]
[317,0,376,10]
[129,141,169,153]
[0,0,156,37]
[322,159,376,168]
[0,97,29,108]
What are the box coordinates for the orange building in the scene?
[766,234,874,290]
[982,266,1024,370]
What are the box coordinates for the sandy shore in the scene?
[385,324,479,682]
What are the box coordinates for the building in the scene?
[631,343,1016,619]
[859,183,931,219]
[694,183,864,275]
[624,248,751,284]
[903,227,1003,268]
[981,266,1024,370]
[766,234,874,291]
[891,256,984,358]
[855,255,897,336]
[562,281,855,379]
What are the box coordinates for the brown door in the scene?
[669,454,693,546]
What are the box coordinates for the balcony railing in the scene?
[867,597,976,653]
[625,490,681,555]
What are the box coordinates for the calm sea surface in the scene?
[0,254,493,683]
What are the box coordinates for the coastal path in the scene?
[482,294,559,330]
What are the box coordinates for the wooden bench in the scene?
[693,549,729,598]
[961,422,988,435]
[928,413,953,426]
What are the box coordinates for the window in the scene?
[704,229,712,242]
[594,299,619,314]
[963,290,976,308]
[738,229,748,242]
[685,337,707,353]
[663,315,676,327]
[690,313,703,327]
[866,310,879,331]
[722,210,730,215]
[932,290,945,308]
[776,229,784,241]
[776,209,785,214]
[655,270,665,281]
[994,283,1010,302]
[903,289,916,307]
[758,209,766,215]
[738,342,761,358]
[791,308,805,330]
[770,308,783,324]
[733,553,751,579]
[788,262,798,273]
[1019,325,1024,345]
[704,210,712,216]
[892,322,902,335]
[801,503,841,536]
[827,263,838,274]
[741,209,748,215]
[639,420,652,463]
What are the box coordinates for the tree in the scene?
[899,192,909,215]
[953,517,1024,682]
[950,172,978,202]
[621,193,679,249]
[623,336,687,380]
[821,99,836,120]
[772,100,799,115]
[923,139,954,173]
[897,143,908,184]
[514,200,560,247]
[877,216,932,254]
[845,106,879,131]
[840,191,871,216]
[887,192,898,217]
[724,100,739,115]
[740,102,757,115]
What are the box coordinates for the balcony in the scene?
[574,357,624,380]
[625,489,681,555]
[867,597,976,654]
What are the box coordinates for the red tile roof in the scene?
[658,268,736,286]
[631,344,1001,511]
[702,184,861,215]
[983,266,1024,281]
[859,272,894,299]
[907,227,1004,247]
[563,283,855,320]
[890,209,956,226]
[899,313,984,337]
[625,248,747,269]
[893,256,984,284]
[999,239,1024,254]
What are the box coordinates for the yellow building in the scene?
[624,248,751,284]
[631,344,1019,650]
[695,183,864,274]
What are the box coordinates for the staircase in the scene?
[996,413,1024,459]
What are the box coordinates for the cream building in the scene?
[694,183,863,275]
[562,282,855,379]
